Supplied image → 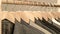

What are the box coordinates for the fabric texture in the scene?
[2,19,14,34]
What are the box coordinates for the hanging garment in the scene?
[52,18,60,29]
[48,18,60,29]
[29,18,52,34]
[21,18,44,34]
[13,19,25,34]
[35,18,56,34]
[2,19,14,34]
[41,18,60,34]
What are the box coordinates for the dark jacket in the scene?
[2,19,14,34]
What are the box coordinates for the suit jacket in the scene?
[2,19,14,34]
[13,19,25,34]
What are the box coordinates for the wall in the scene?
[2,0,58,12]
[57,0,60,12]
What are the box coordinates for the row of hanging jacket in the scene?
[2,17,60,34]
